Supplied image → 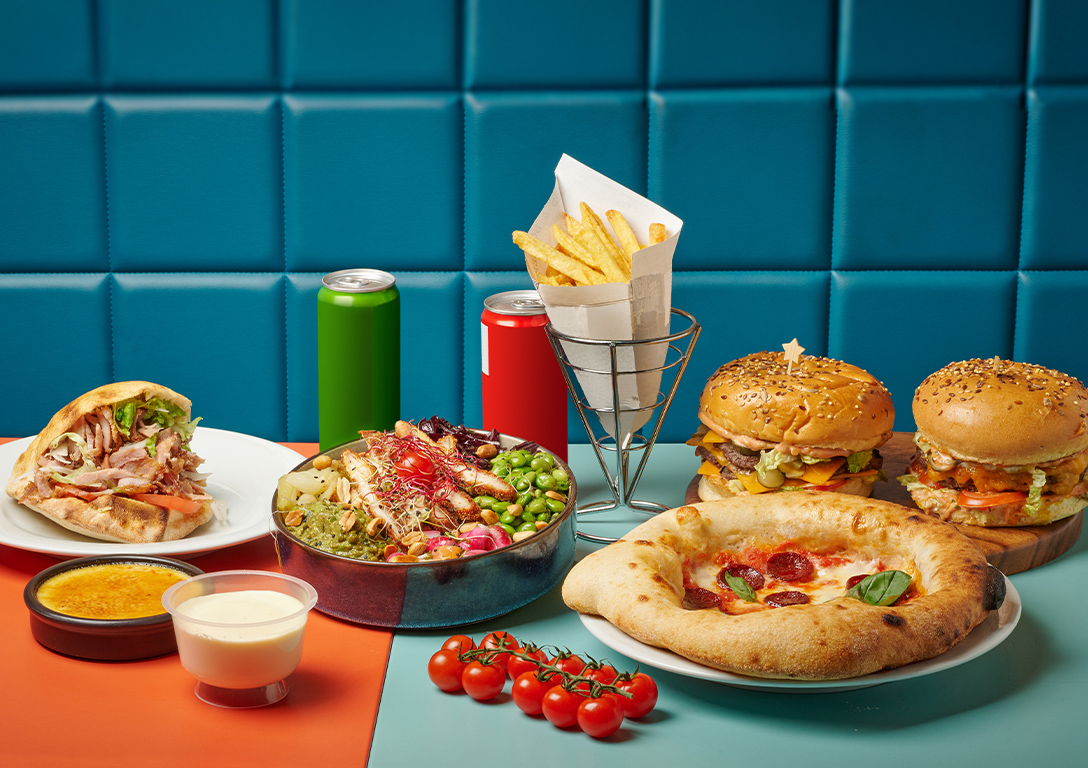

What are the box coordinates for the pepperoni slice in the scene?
[717,563,765,591]
[846,574,869,589]
[764,590,810,608]
[683,587,721,610]
[766,552,814,582]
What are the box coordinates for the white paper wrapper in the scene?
[523,154,683,443]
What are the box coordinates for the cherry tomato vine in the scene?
[426,631,659,739]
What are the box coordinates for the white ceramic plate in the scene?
[581,575,1021,693]
[0,428,305,558]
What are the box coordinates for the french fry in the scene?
[605,209,642,266]
[552,224,609,278]
[513,231,605,286]
[649,222,667,245]
[579,202,630,281]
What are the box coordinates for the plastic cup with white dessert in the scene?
[162,570,318,708]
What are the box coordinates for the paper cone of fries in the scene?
[516,154,683,443]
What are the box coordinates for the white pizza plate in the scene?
[0,428,304,558]
[581,575,1021,693]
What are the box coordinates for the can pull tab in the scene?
[340,277,373,290]
[511,298,544,312]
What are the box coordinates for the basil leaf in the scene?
[846,570,912,606]
[721,573,757,602]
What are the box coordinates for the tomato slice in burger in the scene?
[957,490,1027,508]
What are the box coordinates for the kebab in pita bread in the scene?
[5,382,221,543]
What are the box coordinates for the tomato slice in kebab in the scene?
[128,493,204,516]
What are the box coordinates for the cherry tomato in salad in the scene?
[441,634,475,655]
[461,661,506,701]
[541,686,584,729]
[480,631,521,673]
[506,644,549,680]
[394,449,435,481]
[614,672,658,719]
[576,695,625,738]
[511,670,557,716]
[427,649,466,692]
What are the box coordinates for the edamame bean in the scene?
[499,512,518,526]
[526,498,547,516]
[475,495,498,510]
[509,452,529,467]
[545,497,565,513]
[500,524,516,536]
[516,521,536,533]
[534,473,557,491]
[516,492,533,508]
[552,468,568,483]
[521,510,536,523]
[491,501,510,514]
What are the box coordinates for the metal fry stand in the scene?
[545,308,700,542]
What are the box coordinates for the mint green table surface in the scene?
[369,444,1087,767]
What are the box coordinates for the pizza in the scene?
[562,491,1006,680]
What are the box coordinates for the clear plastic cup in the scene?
[162,570,318,708]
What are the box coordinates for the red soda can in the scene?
[481,290,568,460]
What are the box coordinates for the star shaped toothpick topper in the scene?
[782,338,805,375]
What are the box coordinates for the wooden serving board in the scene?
[684,432,1082,575]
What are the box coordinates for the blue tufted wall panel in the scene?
[1,0,1087,447]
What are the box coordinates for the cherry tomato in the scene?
[511,670,557,716]
[507,644,549,680]
[427,649,466,692]
[441,634,475,655]
[551,651,586,678]
[583,662,618,687]
[541,686,584,729]
[614,672,659,719]
[394,449,435,481]
[481,631,521,673]
[461,661,506,701]
[577,695,625,738]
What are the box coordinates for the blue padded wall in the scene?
[1,0,1087,445]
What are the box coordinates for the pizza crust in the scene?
[562,492,1005,680]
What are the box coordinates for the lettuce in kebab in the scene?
[899,358,1088,527]
[6,382,221,543]
[691,351,894,500]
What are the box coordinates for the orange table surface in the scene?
[0,440,392,768]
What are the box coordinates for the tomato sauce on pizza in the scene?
[680,543,921,614]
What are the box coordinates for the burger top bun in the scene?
[698,351,895,454]
[913,358,1088,465]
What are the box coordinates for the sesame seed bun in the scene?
[912,358,1088,466]
[698,352,895,456]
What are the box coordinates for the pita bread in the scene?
[562,492,1006,680]
[6,382,214,543]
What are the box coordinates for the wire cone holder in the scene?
[545,308,701,543]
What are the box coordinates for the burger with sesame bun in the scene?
[900,358,1088,527]
[690,351,895,500]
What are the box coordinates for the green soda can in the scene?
[317,269,400,450]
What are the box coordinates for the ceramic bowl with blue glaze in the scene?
[270,433,577,629]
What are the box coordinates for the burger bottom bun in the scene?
[697,474,875,502]
[901,476,1087,527]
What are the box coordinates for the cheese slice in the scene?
[799,457,846,486]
